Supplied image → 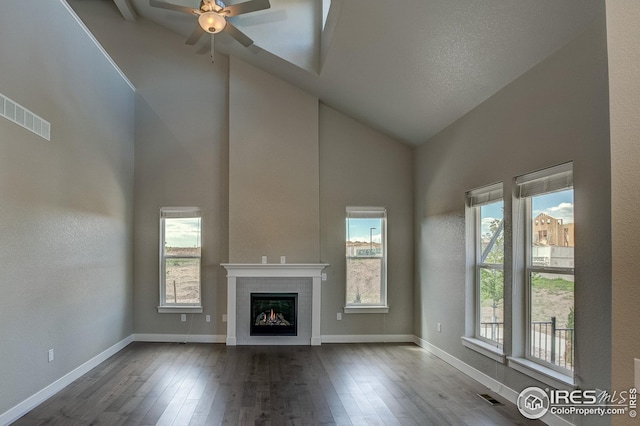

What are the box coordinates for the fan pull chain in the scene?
[210,34,215,62]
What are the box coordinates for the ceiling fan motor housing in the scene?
[200,0,226,13]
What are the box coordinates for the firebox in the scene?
[250,293,298,336]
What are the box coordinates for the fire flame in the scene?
[269,309,275,321]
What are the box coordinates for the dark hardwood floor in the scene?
[14,342,540,425]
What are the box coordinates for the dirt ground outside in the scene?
[164,247,200,304]
[346,257,383,304]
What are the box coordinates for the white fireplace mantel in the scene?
[222,263,329,346]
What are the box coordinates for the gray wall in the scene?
[68,1,414,340]
[229,57,320,264]
[57,0,231,337]
[415,13,611,398]
[0,0,134,415]
[607,2,640,420]
[320,104,414,336]
[130,37,229,337]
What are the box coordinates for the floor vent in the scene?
[1,93,50,141]
[477,393,504,406]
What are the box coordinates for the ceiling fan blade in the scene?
[185,24,206,45]
[149,0,198,15]
[222,0,270,17]
[223,22,254,47]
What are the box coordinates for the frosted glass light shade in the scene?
[198,12,226,34]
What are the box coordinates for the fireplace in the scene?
[250,293,297,336]
[221,263,329,345]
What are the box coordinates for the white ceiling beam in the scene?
[113,0,137,21]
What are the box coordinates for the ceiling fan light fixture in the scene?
[198,11,226,33]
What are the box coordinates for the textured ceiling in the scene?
[79,0,604,145]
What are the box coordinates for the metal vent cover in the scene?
[477,393,504,406]
[1,93,50,141]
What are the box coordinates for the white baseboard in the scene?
[412,336,573,426]
[322,334,414,343]
[133,334,412,345]
[413,336,519,402]
[132,333,226,343]
[0,335,133,426]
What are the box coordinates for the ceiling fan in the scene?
[149,0,271,60]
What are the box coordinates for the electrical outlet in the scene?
[205,315,211,322]
[48,349,54,363]
[322,273,327,281]
[222,314,227,322]
[261,256,267,264]
[280,256,286,264]
[437,322,442,333]
[337,312,342,320]
[181,314,186,322]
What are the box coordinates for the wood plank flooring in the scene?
[13,343,540,425]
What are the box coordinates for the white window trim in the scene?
[464,183,505,351]
[158,207,203,314]
[343,306,389,314]
[344,206,388,313]
[157,306,203,314]
[507,356,575,389]
[461,336,505,363]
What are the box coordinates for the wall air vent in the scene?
[1,93,50,141]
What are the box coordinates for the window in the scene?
[516,163,574,374]
[344,207,388,313]
[158,207,202,313]
[467,183,504,347]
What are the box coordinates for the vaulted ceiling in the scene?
[72,0,604,145]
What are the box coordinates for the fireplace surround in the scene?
[221,263,329,345]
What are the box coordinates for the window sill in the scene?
[157,306,203,314]
[507,357,575,389]
[461,337,505,363]
[343,306,389,314]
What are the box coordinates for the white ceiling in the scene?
[80,0,605,145]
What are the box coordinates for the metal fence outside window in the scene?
[480,318,574,371]
[531,316,574,370]
[480,321,504,345]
